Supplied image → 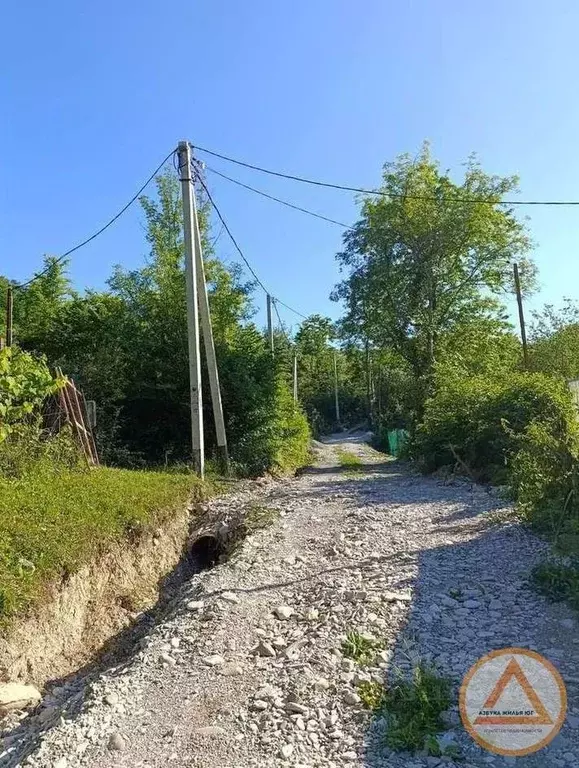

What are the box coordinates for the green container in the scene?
[387,428,409,457]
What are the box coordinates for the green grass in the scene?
[531,560,579,610]
[380,664,452,755]
[341,630,382,664]
[358,680,385,710]
[0,466,208,622]
[336,449,363,472]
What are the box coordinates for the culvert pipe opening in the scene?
[188,535,223,571]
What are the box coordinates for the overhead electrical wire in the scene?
[16,149,176,290]
[193,143,579,207]
[272,298,293,343]
[191,162,310,322]
[210,222,225,248]
[274,298,309,321]
[205,165,353,229]
[193,170,269,294]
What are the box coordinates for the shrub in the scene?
[509,418,579,538]
[229,372,310,477]
[413,372,578,485]
[0,347,60,443]
[531,561,579,609]
[0,424,81,479]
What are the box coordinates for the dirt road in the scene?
[5,437,579,767]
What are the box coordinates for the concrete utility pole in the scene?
[334,350,341,426]
[365,340,372,426]
[266,294,274,355]
[293,352,298,402]
[190,159,230,473]
[513,262,529,369]
[5,287,13,347]
[178,140,204,477]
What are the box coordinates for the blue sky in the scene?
[2,1,579,331]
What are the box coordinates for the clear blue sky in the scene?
[2,1,579,331]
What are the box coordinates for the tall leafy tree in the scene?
[333,144,535,384]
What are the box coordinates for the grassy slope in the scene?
[0,467,207,621]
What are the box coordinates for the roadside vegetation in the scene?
[0,173,309,478]
[0,462,202,621]
[342,625,453,757]
[531,560,579,610]
[0,347,209,625]
[341,630,382,664]
[380,665,454,756]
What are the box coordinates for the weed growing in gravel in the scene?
[336,449,363,472]
[358,680,385,710]
[379,664,452,755]
[531,560,579,609]
[448,588,463,600]
[341,631,382,664]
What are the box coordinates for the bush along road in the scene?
[4,437,579,768]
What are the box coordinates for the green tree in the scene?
[529,299,579,381]
[333,144,534,388]
[1,171,309,474]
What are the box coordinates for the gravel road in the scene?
[4,436,579,768]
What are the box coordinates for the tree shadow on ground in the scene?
[353,473,575,767]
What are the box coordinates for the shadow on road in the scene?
[323,463,569,767]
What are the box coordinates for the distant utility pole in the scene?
[178,140,204,477]
[190,156,230,473]
[5,287,13,347]
[266,294,274,355]
[513,262,529,369]
[293,352,298,403]
[365,340,372,425]
[334,350,341,426]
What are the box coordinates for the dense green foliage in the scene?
[412,370,579,537]
[529,299,579,381]
[0,348,61,442]
[531,561,579,609]
[414,372,577,479]
[1,173,309,476]
[333,143,534,386]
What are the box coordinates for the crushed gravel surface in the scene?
[3,435,579,768]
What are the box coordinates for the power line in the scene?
[210,222,225,248]
[272,298,293,344]
[193,143,579,207]
[16,149,176,290]
[205,165,352,229]
[193,171,269,294]
[274,297,309,320]
[193,162,312,324]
